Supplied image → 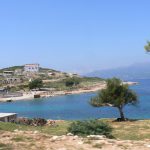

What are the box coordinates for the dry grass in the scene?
[103,119,150,140]
[0,119,150,141]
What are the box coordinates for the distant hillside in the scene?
[0,65,104,93]
[86,62,150,80]
[0,66,59,73]
[0,66,24,73]
[39,67,60,73]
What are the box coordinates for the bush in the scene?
[65,77,80,87]
[29,79,43,90]
[68,120,113,138]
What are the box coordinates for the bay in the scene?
[0,79,150,120]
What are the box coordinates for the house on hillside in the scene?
[15,69,23,76]
[24,64,40,73]
[3,71,14,77]
[1,78,22,84]
[0,88,6,94]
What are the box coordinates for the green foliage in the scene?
[65,77,80,87]
[44,77,103,91]
[28,79,43,90]
[144,41,150,52]
[12,136,25,142]
[0,121,70,136]
[39,67,59,73]
[80,77,104,82]
[68,120,113,138]
[90,78,138,121]
[9,84,29,92]
[44,80,69,91]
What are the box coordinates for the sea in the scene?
[0,79,150,120]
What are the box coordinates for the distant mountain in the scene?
[86,62,150,80]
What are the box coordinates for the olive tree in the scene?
[144,41,150,52]
[90,78,138,121]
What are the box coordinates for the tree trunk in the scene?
[118,107,125,121]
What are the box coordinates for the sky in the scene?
[0,0,150,74]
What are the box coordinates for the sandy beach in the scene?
[0,83,106,102]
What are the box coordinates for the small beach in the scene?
[0,81,137,102]
[0,83,106,102]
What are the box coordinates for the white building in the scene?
[24,64,40,73]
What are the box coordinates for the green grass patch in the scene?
[0,119,150,141]
[11,135,25,142]
[0,121,70,136]
[44,77,104,91]
[0,143,13,150]
[107,119,150,141]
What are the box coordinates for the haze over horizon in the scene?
[0,0,150,74]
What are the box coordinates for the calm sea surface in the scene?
[0,79,150,120]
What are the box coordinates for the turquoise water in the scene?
[0,79,150,120]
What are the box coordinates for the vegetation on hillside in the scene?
[0,66,24,73]
[29,79,43,90]
[0,66,59,73]
[65,77,80,87]
[0,65,104,92]
[44,77,104,91]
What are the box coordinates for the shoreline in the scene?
[0,81,137,102]
[0,83,106,102]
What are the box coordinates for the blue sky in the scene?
[0,0,150,74]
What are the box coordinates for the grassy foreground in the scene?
[0,119,150,141]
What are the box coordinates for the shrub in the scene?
[68,120,113,138]
[65,77,80,87]
[29,79,43,90]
